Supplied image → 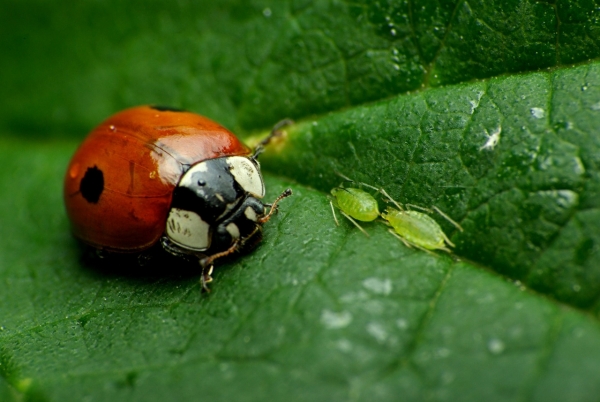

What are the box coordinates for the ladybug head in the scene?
[165,156,266,252]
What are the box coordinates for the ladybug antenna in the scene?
[252,118,294,159]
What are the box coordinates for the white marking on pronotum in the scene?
[166,208,211,251]
[479,127,501,151]
[244,206,258,222]
[227,156,265,198]
[225,223,240,239]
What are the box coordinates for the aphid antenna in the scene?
[354,180,378,191]
[431,206,464,232]
[374,187,405,211]
[405,203,433,213]
[333,171,378,190]
[334,173,400,206]
[333,170,358,187]
[403,203,463,233]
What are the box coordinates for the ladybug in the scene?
[64,105,292,290]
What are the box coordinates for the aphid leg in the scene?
[440,230,456,248]
[258,188,293,224]
[388,229,440,256]
[340,211,370,237]
[330,200,340,226]
[388,229,412,248]
[431,206,464,232]
[252,119,294,159]
[433,245,452,253]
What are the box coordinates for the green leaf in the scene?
[3,0,600,135]
[2,1,600,401]
[259,62,600,310]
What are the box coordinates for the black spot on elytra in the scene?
[80,166,104,203]
[150,105,186,112]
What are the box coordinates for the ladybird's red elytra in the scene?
[64,105,292,290]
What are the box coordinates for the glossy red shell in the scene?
[64,106,251,252]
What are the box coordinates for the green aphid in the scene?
[329,174,380,237]
[329,172,463,250]
[382,208,454,252]
[378,189,463,254]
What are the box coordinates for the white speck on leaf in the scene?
[362,277,392,295]
[321,310,352,329]
[437,348,451,358]
[336,339,352,352]
[442,371,455,384]
[366,322,388,343]
[487,338,505,355]
[340,291,369,303]
[530,107,545,119]
[262,8,272,17]
[479,127,501,151]
[552,190,579,208]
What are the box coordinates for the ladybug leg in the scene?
[252,118,294,159]
[200,239,241,268]
[259,188,293,224]
[200,265,214,293]
[197,238,242,292]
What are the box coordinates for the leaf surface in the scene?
[2,1,600,401]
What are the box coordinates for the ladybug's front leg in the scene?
[198,239,241,292]
[199,264,214,292]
